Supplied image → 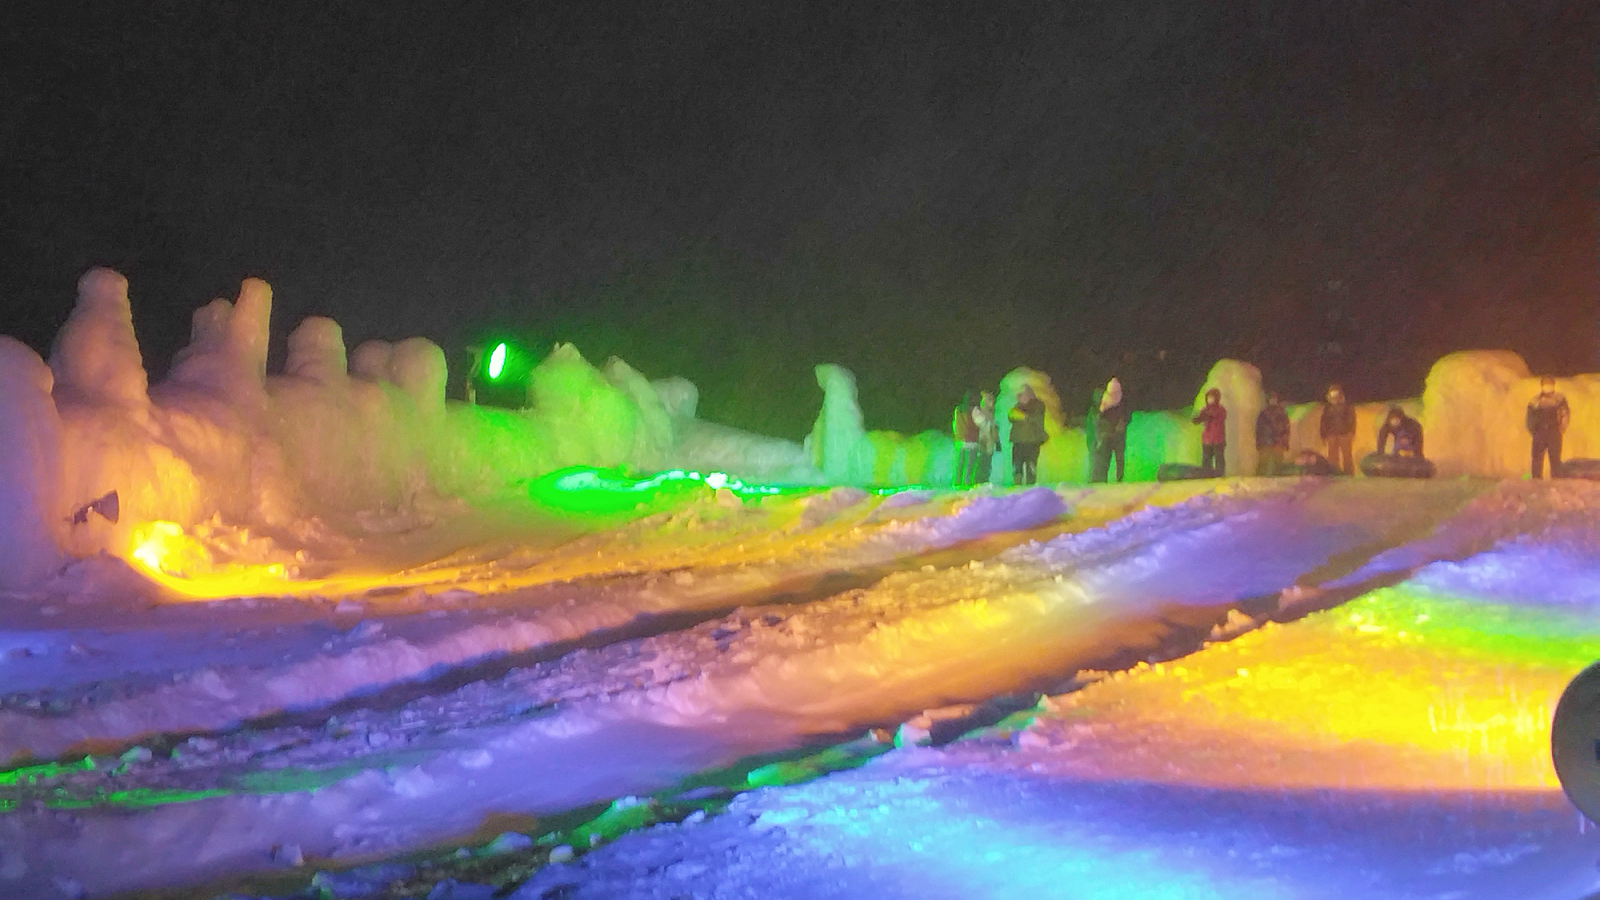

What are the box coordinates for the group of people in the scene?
[953,375,1575,485]
[1252,384,1423,478]
[951,385,1051,486]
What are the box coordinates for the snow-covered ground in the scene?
[4,476,1600,899]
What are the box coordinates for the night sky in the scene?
[2,1,1594,437]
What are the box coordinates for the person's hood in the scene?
[1387,405,1406,421]
[1099,378,1122,412]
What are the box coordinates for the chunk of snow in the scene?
[547,844,575,863]
[482,831,534,855]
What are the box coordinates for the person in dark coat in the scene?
[1255,391,1291,475]
[1526,376,1571,479]
[1192,388,1227,475]
[1091,377,1130,483]
[1319,384,1357,476]
[1376,406,1424,457]
[1008,385,1048,485]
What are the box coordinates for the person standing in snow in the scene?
[1091,377,1130,483]
[1319,384,1357,476]
[974,391,998,484]
[1376,406,1424,457]
[1254,392,1291,476]
[1526,376,1571,479]
[1192,388,1227,476]
[1008,384,1048,485]
[952,391,980,487]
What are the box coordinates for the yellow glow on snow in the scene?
[127,520,293,599]
[1023,587,1600,792]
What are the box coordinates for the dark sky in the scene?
[2,0,1594,437]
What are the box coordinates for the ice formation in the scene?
[4,268,1600,593]
[0,338,67,589]
[804,364,872,485]
[0,271,836,590]
[47,269,149,410]
[1423,350,1600,477]
[803,364,954,487]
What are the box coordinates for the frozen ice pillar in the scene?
[167,277,273,402]
[1421,350,1530,477]
[0,338,67,589]
[804,364,870,484]
[285,317,349,385]
[48,268,149,409]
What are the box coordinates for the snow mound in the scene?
[1423,350,1600,478]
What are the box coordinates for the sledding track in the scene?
[4,477,1599,899]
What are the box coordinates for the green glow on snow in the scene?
[525,466,796,517]
[0,755,94,786]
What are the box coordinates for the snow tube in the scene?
[1359,453,1435,479]
[1156,463,1217,482]
[1559,459,1600,481]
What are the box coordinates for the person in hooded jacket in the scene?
[1526,376,1571,478]
[1320,384,1357,476]
[1255,392,1291,475]
[1376,406,1424,457]
[1091,377,1130,483]
[1192,388,1227,475]
[1008,384,1048,485]
[952,391,980,487]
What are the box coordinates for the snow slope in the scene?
[6,478,1593,899]
[506,481,1600,900]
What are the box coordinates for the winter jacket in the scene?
[1192,404,1227,446]
[1320,401,1356,440]
[1009,397,1049,446]
[1527,392,1570,436]
[973,406,999,452]
[1097,402,1131,448]
[1377,412,1424,457]
[1255,405,1290,450]
[954,406,980,443]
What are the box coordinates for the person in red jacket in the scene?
[1192,388,1227,475]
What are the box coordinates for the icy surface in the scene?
[5,479,1600,899]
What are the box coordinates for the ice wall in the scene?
[0,339,68,589]
[1423,350,1600,477]
[0,271,835,588]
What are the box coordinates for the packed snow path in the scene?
[2,477,1598,898]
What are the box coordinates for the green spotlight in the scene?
[487,342,508,380]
